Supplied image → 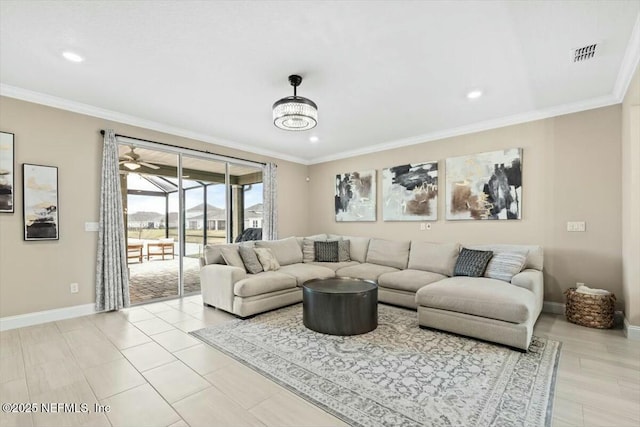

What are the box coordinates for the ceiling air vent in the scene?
[572,44,597,63]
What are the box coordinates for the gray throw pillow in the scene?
[302,238,316,263]
[220,247,246,271]
[484,251,527,282]
[203,243,236,265]
[338,240,351,262]
[239,245,263,274]
[315,241,339,262]
[254,248,280,271]
[453,248,493,277]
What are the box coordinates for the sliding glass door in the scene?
[229,163,263,242]
[181,155,229,296]
[118,141,263,304]
[120,146,180,304]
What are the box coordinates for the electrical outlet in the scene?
[420,223,426,231]
[426,223,432,230]
[70,283,79,294]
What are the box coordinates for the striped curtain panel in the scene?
[95,130,130,311]
[262,162,278,240]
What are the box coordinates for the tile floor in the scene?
[0,296,638,427]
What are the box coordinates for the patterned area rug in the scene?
[191,304,560,427]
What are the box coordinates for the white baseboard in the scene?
[0,303,98,331]
[542,301,565,315]
[624,317,640,340]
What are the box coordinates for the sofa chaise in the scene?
[199,235,544,350]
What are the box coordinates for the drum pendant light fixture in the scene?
[273,75,318,131]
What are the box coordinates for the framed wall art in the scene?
[23,163,59,240]
[335,169,376,222]
[0,132,14,213]
[382,161,438,221]
[446,148,522,220]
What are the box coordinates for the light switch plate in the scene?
[85,222,99,232]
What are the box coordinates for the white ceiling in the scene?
[1,1,639,165]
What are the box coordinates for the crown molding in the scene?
[308,94,619,165]
[613,13,640,102]
[0,80,628,167]
[0,84,310,165]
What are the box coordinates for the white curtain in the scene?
[95,129,130,311]
[262,162,278,240]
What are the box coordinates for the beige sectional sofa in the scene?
[199,235,544,350]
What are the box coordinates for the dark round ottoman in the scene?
[302,277,378,336]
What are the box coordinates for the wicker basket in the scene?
[564,288,616,329]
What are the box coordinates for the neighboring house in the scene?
[244,203,263,229]
[168,202,263,230]
[168,212,180,229]
[184,203,226,230]
[127,211,164,229]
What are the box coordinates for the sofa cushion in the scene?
[255,237,303,266]
[308,261,359,271]
[306,233,328,241]
[408,241,460,276]
[338,240,351,262]
[203,242,255,265]
[302,239,316,263]
[233,272,297,297]
[254,248,280,272]
[239,245,263,274]
[203,243,237,265]
[329,235,370,263]
[484,251,527,282]
[315,241,339,262]
[467,244,544,271]
[277,263,335,286]
[378,269,446,293]
[335,263,399,282]
[366,238,410,269]
[220,247,246,270]
[302,234,329,263]
[453,248,493,277]
[415,277,536,323]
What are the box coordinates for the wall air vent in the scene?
[572,44,597,62]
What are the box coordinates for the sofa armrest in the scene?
[200,264,247,312]
[511,269,544,312]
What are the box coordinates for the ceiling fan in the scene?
[119,146,160,170]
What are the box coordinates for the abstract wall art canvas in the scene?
[382,161,438,221]
[335,170,376,221]
[446,148,522,220]
[23,164,59,240]
[0,132,14,213]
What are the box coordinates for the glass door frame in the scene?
[117,137,263,300]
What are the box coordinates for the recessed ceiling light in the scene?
[309,136,319,143]
[62,51,84,63]
[466,89,483,100]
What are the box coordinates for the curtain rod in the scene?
[99,130,268,167]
